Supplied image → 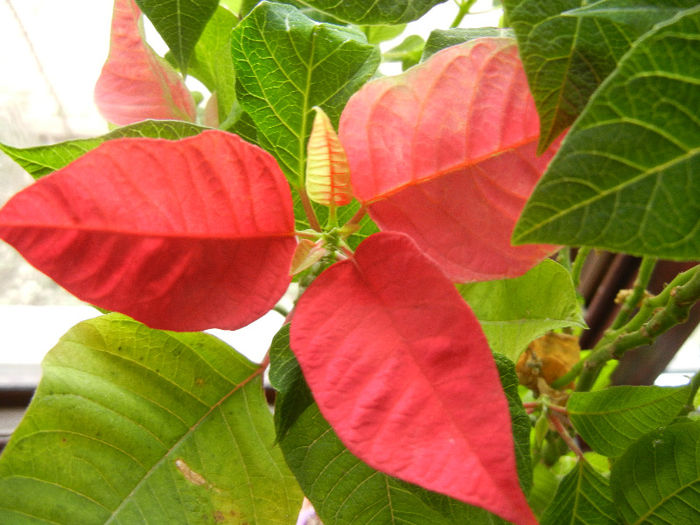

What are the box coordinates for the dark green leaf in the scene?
[564,0,697,35]
[610,420,700,524]
[504,0,631,152]
[0,314,302,524]
[0,120,208,179]
[569,385,691,457]
[513,7,700,259]
[295,0,448,25]
[231,1,380,189]
[273,339,532,523]
[422,27,514,60]
[457,260,585,361]
[135,0,219,73]
[187,6,238,124]
[541,460,619,525]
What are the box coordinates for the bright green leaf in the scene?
[528,463,560,516]
[383,34,425,70]
[568,384,691,457]
[271,331,532,524]
[610,421,700,524]
[513,7,700,259]
[457,259,585,361]
[295,0,448,25]
[0,314,302,524]
[187,5,238,124]
[541,460,618,525]
[361,23,406,44]
[0,120,207,179]
[230,1,379,189]
[135,0,219,73]
[422,27,514,60]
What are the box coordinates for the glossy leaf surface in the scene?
[271,327,530,524]
[513,8,700,259]
[231,1,379,188]
[541,460,618,525]
[422,27,514,60]
[297,0,447,24]
[135,0,218,73]
[305,107,352,207]
[95,0,196,125]
[568,385,690,457]
[0,314,302,524]
[0,131,296,332]
[0,120,207,179]
[340,38,559,282]
[458,259,584,361]
[565,0,697,34]
[290,232,536,525]
[611,421,700,524]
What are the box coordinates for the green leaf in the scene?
[135,0,219,73]
[541,460,619,525]
[422,27,514,60]
[361,23,406,44]
[568,385,691,458]
[230,1,379,191]
[564,0,697,35]
[610,420,700,524]
[383,34,425,70]
[0,120,207,179]
[513,7,700,259]
[528,463,560,516]
[271,332,532,523]
[457,259,585,361]
[295,0,448,25]
[0,314,302,524]
[504,0,633,152]
[187,5,238,124]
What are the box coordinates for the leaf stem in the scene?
[346,205,367,227]
[571,247,591,290]
[450,0,478,28]
[548,412,583,459]
[299,189,321,231]
[609,256,657,330]
[679,369,700,417]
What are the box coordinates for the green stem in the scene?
[610,256,657,330]
[450,0,477,28]
[571,247,591,290]
[575,264,700,391]
[679,369,700,417]
[557,247,572,273]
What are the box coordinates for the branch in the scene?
[609,256,657,330]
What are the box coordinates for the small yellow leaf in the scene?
[290,239,327,275]
[306,106,353,206]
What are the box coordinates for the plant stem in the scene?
[571,247,591,290]
[450,0,478,28]
[609,256,657,330]
[575,264,700,391]
[557,247,572,273]
[299,189,321,231]
[548,412,583,459]
[679,369,700,417]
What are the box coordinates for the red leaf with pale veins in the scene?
[0,130,296,332]
[290,232,537,525]
[339,37,560,282]
[94,0,196,125]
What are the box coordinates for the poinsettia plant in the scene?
[1,0,699,523]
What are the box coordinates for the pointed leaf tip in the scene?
[95,0,196,125]
[0,130,296,332]
[290,231,537,525]
[305,107,353,207]
[339,37,560,282]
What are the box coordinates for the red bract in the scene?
[94,0,196,125]
[290,232,537,525]
[0,131,296,332]
[339,38,560,282]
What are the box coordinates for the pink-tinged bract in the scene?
[94,0,196,125]
[0,131,296,332]
[339,38,560,282]
[290,232,537,525]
